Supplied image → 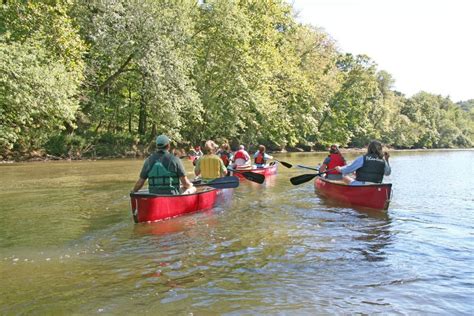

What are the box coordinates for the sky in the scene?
[290,0,474,102]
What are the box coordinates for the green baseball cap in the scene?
[156,134,170,148]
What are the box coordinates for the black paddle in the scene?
[193,176,240,189]
[274,159,292,168]
[228,168,265,184]
[296,164,319,171]
[290,168,336,185]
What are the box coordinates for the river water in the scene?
[0,150,473,314]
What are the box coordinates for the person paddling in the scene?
[188,145,203,166]
[194,140,228,183]
[231,145,251,169]
[217,143,232,167]
[253,145,273,168]
[335,140,391,185]
[319,144,346,180]
[132,135,196,195]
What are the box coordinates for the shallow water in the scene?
[1,150,473,314]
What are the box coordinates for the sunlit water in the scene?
[1,150,473,314]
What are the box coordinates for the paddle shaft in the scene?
[290,168,337,185]
[296,164,320,171]
[193,176,240,189]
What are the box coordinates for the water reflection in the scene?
[352,212,392,262]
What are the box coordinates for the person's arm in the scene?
[133,158,151,192]
[320,157,330,173]
[384,152,391,175]
[319,164,327,173]
[173,157,195,194]
[264,153,273,160]
[194,158,201,176]
[336,156,364,175]
[180,176,196,194]
[219,159,227,176]
[132,178,146,192]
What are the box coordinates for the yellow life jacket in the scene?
[198,154,223,180]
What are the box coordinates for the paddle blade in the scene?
[290,173,318,185]
[241,171,265,184]
[277,160,292,168]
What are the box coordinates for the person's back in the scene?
[233,145,251,169]
[335,140,391,185]
[253,144,273,168]
[146,150,181,194]
[320,145,346,180]
[355,154,386,183]
[132,134,195,195]
[195,140,227,182]
[218,143,232,167]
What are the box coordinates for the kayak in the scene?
[130,187,218,223]
[314,177,392,210]
[232,163,278,180]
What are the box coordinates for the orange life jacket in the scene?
[254,152,265,165]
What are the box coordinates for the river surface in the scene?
[1,150,473,314]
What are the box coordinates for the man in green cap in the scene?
[132,134,196,195]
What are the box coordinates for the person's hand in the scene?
[384,152,390,160]
[335,166,342,172]
[183,186,196,195]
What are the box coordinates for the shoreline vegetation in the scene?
[2,146,471,164]
[1,1,473,162]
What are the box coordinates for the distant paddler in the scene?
[253,145,274,168]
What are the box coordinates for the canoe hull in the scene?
[314,177,392,210]
[130,188,218,223]
[233,163,278,180]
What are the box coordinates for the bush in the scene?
[92,132,136,157]
[44,134,87,157]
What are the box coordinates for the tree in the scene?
[0,0,85,156]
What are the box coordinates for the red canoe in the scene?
[314,177,392,210]
[130,187,218,223]
[233,163,278,180]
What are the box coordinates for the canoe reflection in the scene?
[133,210,218,236]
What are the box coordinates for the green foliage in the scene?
[44,133,87,157]
[1,0,472,159]
[93,132,136,157]
[0,38,81,154]
[0,0,85,157]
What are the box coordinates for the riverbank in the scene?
[1,147,471,164]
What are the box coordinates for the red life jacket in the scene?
[234,150,248,161]
[220,151,230,167]
[254,152,265,165]
[327,153,345,174]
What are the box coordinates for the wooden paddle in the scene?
[228,168,265,184]
[290,168,336,185]
[193,176,240,189]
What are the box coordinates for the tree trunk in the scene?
[138,76,147,135]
